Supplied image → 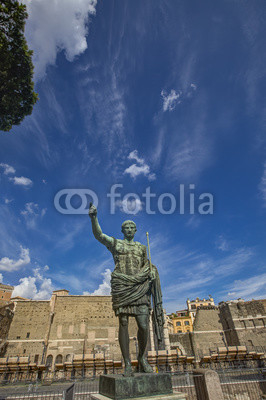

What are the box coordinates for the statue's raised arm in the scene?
[88,203,114,248]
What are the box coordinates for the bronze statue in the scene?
[89,204,164,376]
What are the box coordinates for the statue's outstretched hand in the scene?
[89,202,97,218]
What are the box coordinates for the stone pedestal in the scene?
[90,373,187,400]
[91,394,187,400]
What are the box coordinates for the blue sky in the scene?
[0,0,266,312]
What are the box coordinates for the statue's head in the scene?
[121,220,137,239]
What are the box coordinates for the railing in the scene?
[0,368,265,400]
[0,384,75,400]
[218,368,266,400]
[171,372,198,399]
[74,379,99,400]
[1,390,63,400]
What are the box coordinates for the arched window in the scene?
[55,354,63,364]
[65,354,72,362]
[176,321,181,326]
[184,321,190,326]
[46,355,53,367]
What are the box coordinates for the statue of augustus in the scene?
[89,204,164,376]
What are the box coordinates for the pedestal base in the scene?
[96,373,186,400]
[91,393,187,400]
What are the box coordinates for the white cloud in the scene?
[124,150,156,181]
[115,198,143,215]
[124,164,150,178]
[21,202,47,228]
[128,150,145,165]
[12,267,53,300]
[259,162,266,207]
[10,176,33,187]
[0,246,30,272]
[161,84,197,112]
[21,202,38,216]
[161,89,182,111]
[215,235,230,252]
[0,165,32,187]
[0,274,3,283]
[13,276,36,299]
[4,198,13,205]
[83,269,111,295]
[21,0,97,80]
[0,163,15,175]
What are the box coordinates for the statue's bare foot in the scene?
[138,357,153,373]
[123,362,134,377]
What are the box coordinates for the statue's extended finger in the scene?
[89,202,93,208]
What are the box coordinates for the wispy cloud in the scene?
[55,220,87,251]
[124,150,156,180]
[4,198,13,205]
[259,162,266,207]
[186,215,201,229]
[49,272,85,293]
[161,84,197,112]
[79,68,128,158]
[0,246,30,272]
[9,176,33,187]
[21,202,47,229]
[215,235,230,252]
[22,0,97,80]
[165,137,211,180]
[225,273,266,300]
[0,163,15,175]
[161,89,182,111]
[165,247,253,297]
[147,232,253,312]
[0,205,26,256]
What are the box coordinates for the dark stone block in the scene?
[99,373,173,400]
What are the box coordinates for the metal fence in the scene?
[0,368,265,400]
[74,379,99,400]
[171,372,197,399]
[0,384,75,400]
[1,390,63,400]
[218,368,266,400]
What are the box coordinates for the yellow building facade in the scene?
[169,310,193,334]
[169,296,215,333]
[187,295,215,323]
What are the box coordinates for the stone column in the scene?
[149,313,155,351]
[193,369,224,400]
[163,309,171,352]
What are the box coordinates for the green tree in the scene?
[0,0,38,132]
